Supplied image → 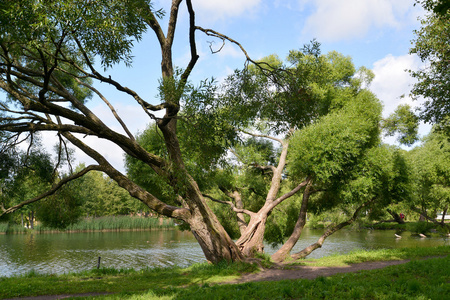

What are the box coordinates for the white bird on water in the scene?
[419,233,427,238]
[394,233,402,238]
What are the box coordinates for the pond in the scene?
[0,228,448,277]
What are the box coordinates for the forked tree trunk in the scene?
[271,181,312,262]
[235,214,267,256]
[188,205,243,263]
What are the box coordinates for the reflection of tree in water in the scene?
[25,233,35,249]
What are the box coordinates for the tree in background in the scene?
[410,0,450,133]
[1,144,54,228]
[406,129,450,230]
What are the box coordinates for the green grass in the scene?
[1,246,448,299]
[0,216,175,234]
[293,246,450,267]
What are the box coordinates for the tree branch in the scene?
[180,0,199,85]
[410,206,450,229]
[61,132,189,220]
[239,129,284,144]
[291,198,376,260]
[0,165,103,216]
[74,78,135,140]
[203,194,255,217]
[270,177,312,208]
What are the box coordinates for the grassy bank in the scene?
[0,216,175,234]
[1,246,448,299]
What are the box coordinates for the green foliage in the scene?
[406,129,450,215]
[60,216,174,231]
[264,189,303,246]
[410,1,450,132]
[35,179,84,229]
[0,216,175,233]
[216,45,367,136]
[0,0,155,68]
[406,221,436,234]
[1,146,54,224]
[0,222,28,234]
[288,90,381,183]
[383,104,420,146]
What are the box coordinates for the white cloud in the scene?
[192,0,262,21]
[370,53,431,145]
[370,53,421,117]
[301,0,420,42]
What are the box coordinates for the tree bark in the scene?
[235,212,268,256]
[228,190,247,235]
[441,206,448,224]
[271,180,312,263]
[387,209,405,224]
[29,210,34,229]
[234,136,292,257]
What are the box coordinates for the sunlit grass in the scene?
[1,246,448,299]
[290,246,450,267]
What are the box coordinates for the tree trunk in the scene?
[158,117,242,263]
[272,181,312,262]
[387,209,405,224]
[188,207,243,263]
[235,139,293,257]
[233,190,247,235]
[29,210,34,229]
[234,211,267,257]
[292,199,374,260]
[441,206,448,224]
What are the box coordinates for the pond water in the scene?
[0,228,448,277]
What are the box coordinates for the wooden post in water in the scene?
[97,257,101,269]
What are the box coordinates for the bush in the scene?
[406,221,436,234]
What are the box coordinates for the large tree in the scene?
[0,0,393,264]
[0,0,243,263]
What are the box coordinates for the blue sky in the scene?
[52,0,430,172]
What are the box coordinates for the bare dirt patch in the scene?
[224,259,412,284]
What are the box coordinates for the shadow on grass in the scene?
[94,255,450,300]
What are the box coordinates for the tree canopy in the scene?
[410,0,450,132]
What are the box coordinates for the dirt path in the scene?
[2,259,420,300]
[224,259,412,284]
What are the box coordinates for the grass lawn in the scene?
[0,246,449,299]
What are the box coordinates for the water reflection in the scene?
[0,229,448,277]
